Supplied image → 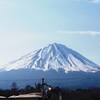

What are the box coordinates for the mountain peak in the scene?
[47,43,62,50]
[48,43,67,47]
[0,43,100,73]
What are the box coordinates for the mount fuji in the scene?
[0,43,100,72]
[0,43,100,89]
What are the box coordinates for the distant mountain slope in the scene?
[0,43,100,72]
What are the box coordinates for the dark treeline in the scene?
[0,82,100,100]
[0,82,41,98]
[61,88,100,100]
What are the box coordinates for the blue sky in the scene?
[0,0,100,66]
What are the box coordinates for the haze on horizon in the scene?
[0,0,100,66]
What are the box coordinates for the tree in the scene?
[25,85,35,93]
[35,83,41,92]
[11,82,18,90]
[11,82,19,95]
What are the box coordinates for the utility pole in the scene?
[41,78,52,100]
[41,78,45,99]
[58,87,62,100]
[59,92,62,100]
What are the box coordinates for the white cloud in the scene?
[58,31,100,36]
[88,0,100,3]
[81,0,100,3]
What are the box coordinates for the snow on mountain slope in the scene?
[0,43,100,73]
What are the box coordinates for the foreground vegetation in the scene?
[0,82,100,100]
[61,88,100,100]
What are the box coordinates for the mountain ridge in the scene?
[0,43,100,73]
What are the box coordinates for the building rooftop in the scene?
[9,93,42,99]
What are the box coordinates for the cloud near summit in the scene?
[58,31,100,36]
[82,0,100,3]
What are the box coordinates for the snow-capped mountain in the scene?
[0,43,100,73]
[0,43,100,89]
